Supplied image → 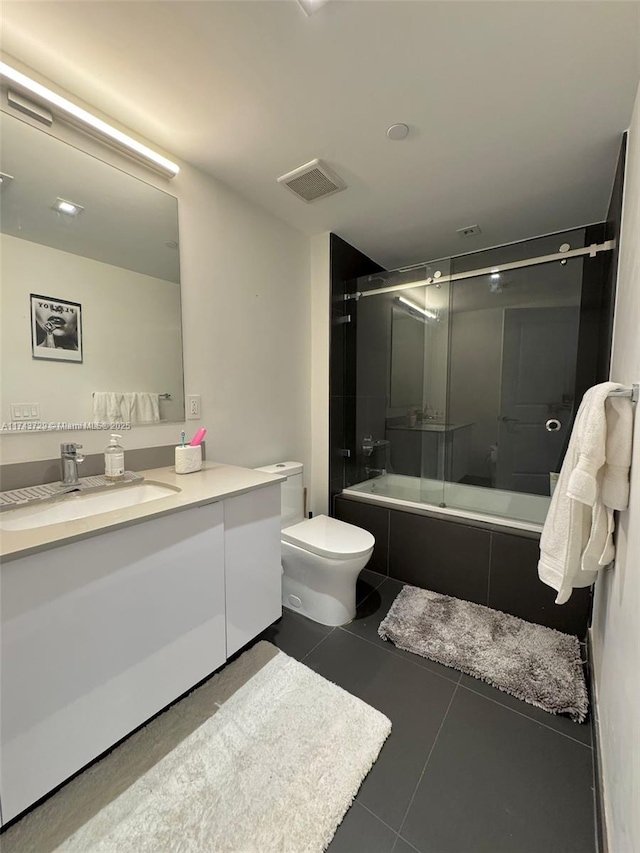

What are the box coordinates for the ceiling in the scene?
[1,1,639,269]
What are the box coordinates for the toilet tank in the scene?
[255,462,304,528]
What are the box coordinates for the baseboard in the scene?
[587,632,609,853]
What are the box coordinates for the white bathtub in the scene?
[343,474,550,533]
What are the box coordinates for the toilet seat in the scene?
[282,514,374,560]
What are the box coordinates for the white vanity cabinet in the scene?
[0,480,282,824]
[224,485,282,656]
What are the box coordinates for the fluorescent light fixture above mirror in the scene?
[0,62,180,178]
[398,296,438,320]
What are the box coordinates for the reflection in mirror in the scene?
[0,111,185,432]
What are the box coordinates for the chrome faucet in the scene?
[365,465,387,478]
[60,442,84,486]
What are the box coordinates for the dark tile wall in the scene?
[601,133,627,378]
[329,234,384,506]
[330,496,389,576]
[389,509,491,605]
[335,496,592,637]
[488,531,591,637]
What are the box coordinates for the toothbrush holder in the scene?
[175,444,202,475]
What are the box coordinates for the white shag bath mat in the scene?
[2,642,391,853]
[379,585,588,722]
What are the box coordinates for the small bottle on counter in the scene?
[104,434,125,482]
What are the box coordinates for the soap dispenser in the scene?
[104,434,125,482]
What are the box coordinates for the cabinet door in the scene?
[224,484,282,656]
[1,502,225,823]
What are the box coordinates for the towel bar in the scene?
[608,384,639,404]
[92,392,172,399]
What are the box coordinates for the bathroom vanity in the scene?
[0,462,284,824]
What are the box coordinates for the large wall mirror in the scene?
[0,110,185,432]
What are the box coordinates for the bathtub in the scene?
[342,474,550,534]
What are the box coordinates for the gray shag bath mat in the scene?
[379,586,588,722]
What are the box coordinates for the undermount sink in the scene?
[0,482,181,532]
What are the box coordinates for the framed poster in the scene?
[30,294,83,363]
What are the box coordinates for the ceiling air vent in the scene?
[277,158,346,203]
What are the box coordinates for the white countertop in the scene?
[0,462,285,562]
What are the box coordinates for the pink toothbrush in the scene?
[189,428,207,447]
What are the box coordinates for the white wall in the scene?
[590,81,640,853]
[0,81,312,477]
[1,234,185,425]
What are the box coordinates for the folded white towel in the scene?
[538,382,632,604]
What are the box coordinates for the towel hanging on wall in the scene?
[538,382,634,604]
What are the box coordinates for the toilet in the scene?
[255,462,375,627]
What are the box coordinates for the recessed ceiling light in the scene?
[296,0,330,16]
[387,123,409,141]
[53,197,84,216]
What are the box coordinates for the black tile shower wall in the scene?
[329,234,384,502]
[573,224,607,414]
[334,496,592,637]
[601,133,627,378]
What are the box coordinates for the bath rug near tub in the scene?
[378,586,588,722]
[1,642,391,853]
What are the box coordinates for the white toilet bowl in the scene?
[255,463,376,627]
[281,515,375,627]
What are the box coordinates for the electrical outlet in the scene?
[186,395,201,419]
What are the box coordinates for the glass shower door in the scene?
[346,262,451,511]
[444,249,584,522]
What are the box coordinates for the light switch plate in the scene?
[186,395,201,419]
[10,403,40,421]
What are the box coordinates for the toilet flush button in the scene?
[288,595,302,608]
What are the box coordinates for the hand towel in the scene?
[120,393,136,424]
[538,382,626,604]
[92,392,108,422]
[94,392,126,423]
[133,392,160,423]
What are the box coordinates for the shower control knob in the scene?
[545,419,562,432]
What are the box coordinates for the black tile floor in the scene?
[257,570,596,853]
